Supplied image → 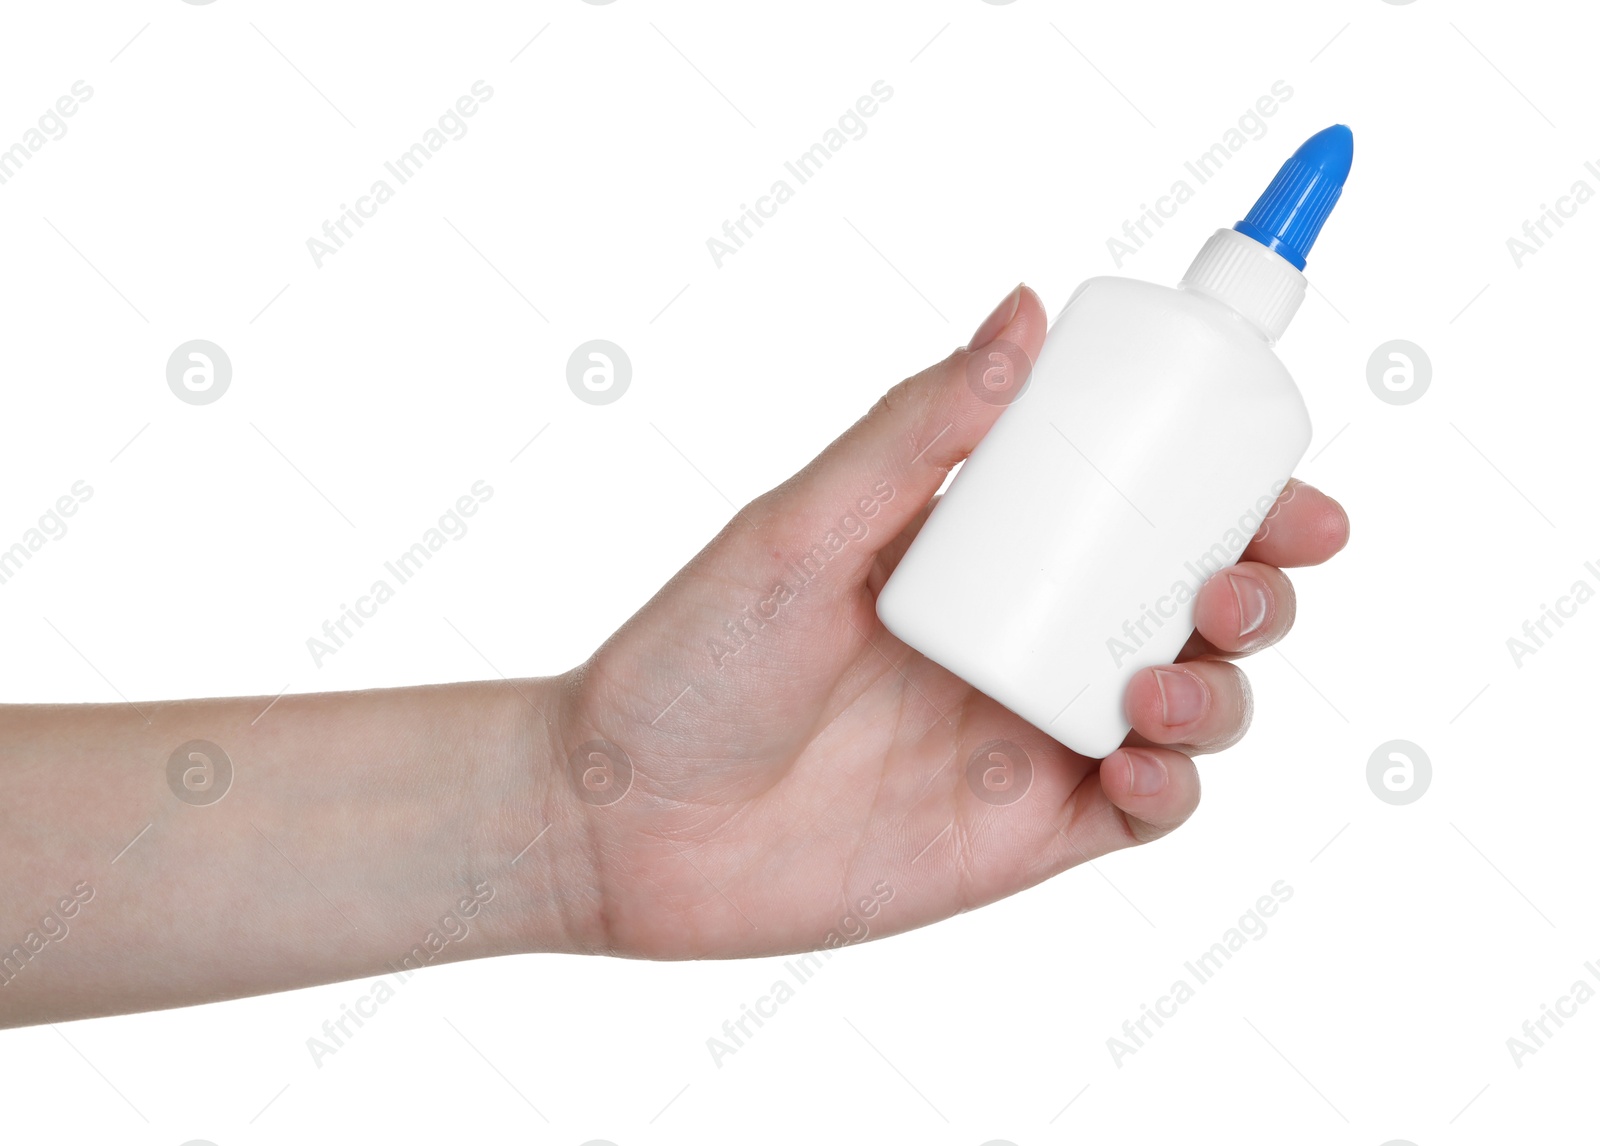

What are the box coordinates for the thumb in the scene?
[761,283,1048,573]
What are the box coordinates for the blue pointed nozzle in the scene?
[1233,124,1353,271]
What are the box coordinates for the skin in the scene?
[0,284,1348,1028]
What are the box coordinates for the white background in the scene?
[0,0,1592,1142]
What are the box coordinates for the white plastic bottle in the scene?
[875,125,1353,759]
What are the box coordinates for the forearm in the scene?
[0,676,593,1028]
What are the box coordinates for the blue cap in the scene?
[1233,124,1353,271]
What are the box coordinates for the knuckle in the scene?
[1207,666,1252,749]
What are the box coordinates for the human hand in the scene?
[547,284,1350,960]
[0,284,1348,1028]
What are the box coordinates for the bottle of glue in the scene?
[876,125,1354,758]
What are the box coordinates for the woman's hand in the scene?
[0,285,1348,1028]
[547,284,1351,960]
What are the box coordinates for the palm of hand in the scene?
[560,501,1115,960]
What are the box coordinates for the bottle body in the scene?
[875,277,1313,758]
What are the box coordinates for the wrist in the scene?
[482,671,609,957]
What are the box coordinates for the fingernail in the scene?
[1152,667,1207,727]
[966,283,1022,351]
[1227,572,1271,640]
[1127,750,1167,797]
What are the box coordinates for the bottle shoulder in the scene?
[1060,276,1290,368]
[1044,275,1308,440]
